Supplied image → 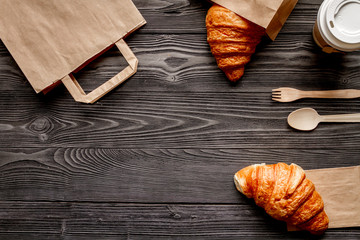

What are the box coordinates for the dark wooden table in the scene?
[0,0,359,239]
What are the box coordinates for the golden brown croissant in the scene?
[206,5,265,82]
[234,163,329,235]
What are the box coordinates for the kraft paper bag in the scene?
[288,165,360,231]
[211,0,298,40]
[0,0,146,103]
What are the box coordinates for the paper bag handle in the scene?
[61,39,137,104]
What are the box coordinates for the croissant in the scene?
[234,163,329,235]
[206,5,266,82]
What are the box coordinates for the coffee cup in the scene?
[313,0,360,53]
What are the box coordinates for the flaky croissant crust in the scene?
[206,5,265,82]
[234,163,329,234]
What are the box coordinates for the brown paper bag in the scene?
[288,165,360,231]
[211,0,298,40]
[0,0,146,103]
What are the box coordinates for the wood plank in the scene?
[1,90,360,149]
[0,201,358,239]
[1,33,359,93]
[0,148,357,202]
[132,0,323,35]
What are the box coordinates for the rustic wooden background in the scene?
[0,0,359,239]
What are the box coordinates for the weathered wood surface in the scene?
[0,202,356,240]
[0,0,359,239]
[0,148,358,203]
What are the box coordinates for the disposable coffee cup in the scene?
[313,0,360,53]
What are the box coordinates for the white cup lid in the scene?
[326,0,360,44]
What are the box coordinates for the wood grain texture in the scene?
[132,0,322,35]
[0,201,358,240]
[0,0,359,239]
[1,91,360,149]
[0,148,357,203]
[2,34,359,93]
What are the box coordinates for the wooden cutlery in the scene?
[272,87,360,130]
[272,87,360,102]
[287,108,360,131]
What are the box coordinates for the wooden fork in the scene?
[272,87,360,102]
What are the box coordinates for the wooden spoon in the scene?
[287,108,360,131]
